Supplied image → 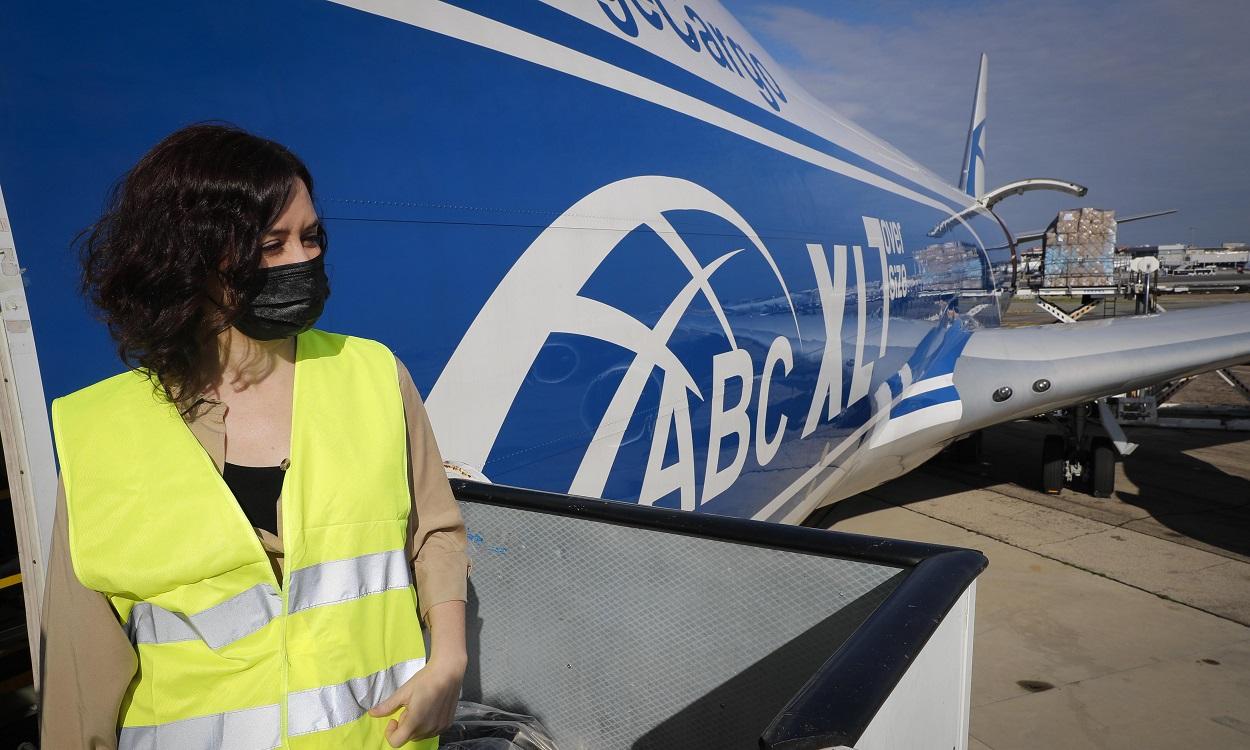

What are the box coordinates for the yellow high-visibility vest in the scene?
[52,329,436,749]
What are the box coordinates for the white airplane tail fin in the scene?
[958,53,988,199]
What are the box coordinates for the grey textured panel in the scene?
[461,502,903,750]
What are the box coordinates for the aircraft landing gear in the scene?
[1090,436,1115,498]
[1040,404,1120,498]
[949,430,984,464]
[1041,434,1065,494]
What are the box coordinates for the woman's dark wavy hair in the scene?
[78,123,323,405]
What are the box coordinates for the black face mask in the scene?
[234,255,330,341]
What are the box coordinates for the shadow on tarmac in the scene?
[811,419,1250,561]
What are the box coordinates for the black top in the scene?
[222,462,285,534]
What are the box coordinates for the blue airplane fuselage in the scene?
[0,0,1004,523]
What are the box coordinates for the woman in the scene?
[41,124,468,749]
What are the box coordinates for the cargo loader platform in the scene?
[451,480,987,750]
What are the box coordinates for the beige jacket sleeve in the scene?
[395,358,470,621]
[38,480,136,750]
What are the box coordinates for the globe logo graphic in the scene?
[426,176,800,504]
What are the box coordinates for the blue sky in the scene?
[721,0,1250,247]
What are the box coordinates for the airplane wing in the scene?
[953,302,1250,433]
[1115,209,1180,225]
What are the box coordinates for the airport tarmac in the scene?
[821,299,1250,748]
[1001,289,1248,326]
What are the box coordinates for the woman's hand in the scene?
[368,600,468,747]
[368,657,465,746]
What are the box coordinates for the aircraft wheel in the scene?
[1041,435,1065,494]
[1090,437,1116,498]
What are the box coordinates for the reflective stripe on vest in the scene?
[119,705,281,750]
[288,658,426,737]
[128,583,281,648]
[117,659,427,750]
[54,330,434,749]
[288,549,412,615]
[127,549,411,648]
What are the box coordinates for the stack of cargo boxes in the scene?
[915,241,984,292]
[1042,208,1117,288]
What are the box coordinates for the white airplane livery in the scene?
[0,0,1248,594]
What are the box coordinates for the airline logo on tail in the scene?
[958,53,988,199]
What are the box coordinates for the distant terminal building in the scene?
[1119,244,1248,275]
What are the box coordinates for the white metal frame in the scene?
[0,182,60,685]
[854,583,977,750]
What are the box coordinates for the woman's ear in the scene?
[202,268,241,332]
